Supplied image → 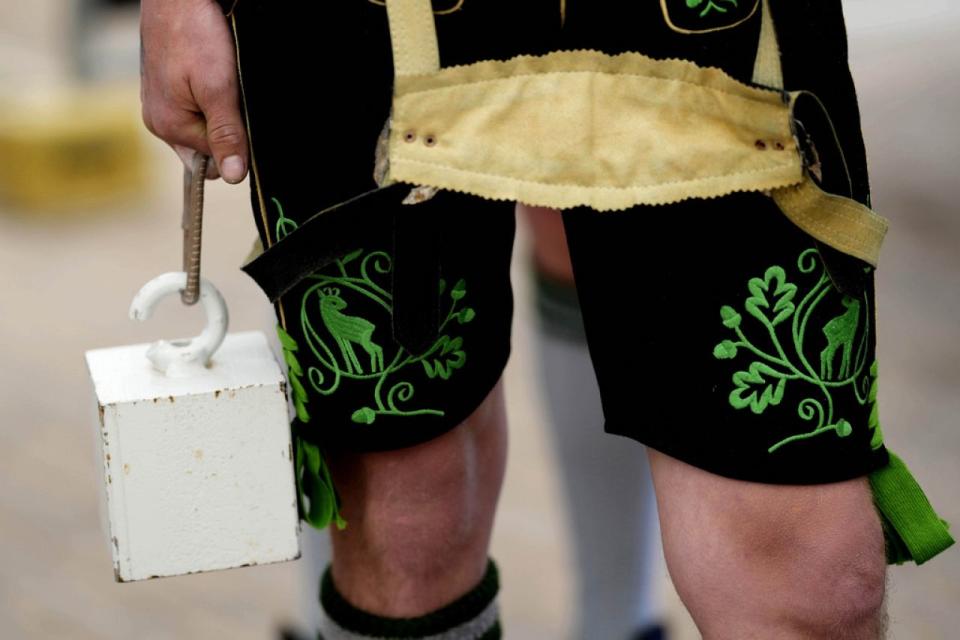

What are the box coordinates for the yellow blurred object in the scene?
[0,84,145,212]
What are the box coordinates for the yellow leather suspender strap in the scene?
[383,0,888,267]
[753,0,888,266]
[772,177,889,266]
[385,0,440,77]
[752,0,784,89]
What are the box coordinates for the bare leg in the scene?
[327,379,508,617]
[648,449,887,640]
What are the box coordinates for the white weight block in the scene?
[85,330,300,582]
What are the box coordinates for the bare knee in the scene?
[332,434,487,577]
[328,381,507,615]
[771,501,887,638]
[650,452,886,639]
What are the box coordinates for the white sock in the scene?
[533,272,666,639]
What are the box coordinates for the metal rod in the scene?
[181,153,209,305]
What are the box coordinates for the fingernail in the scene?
[221,155,245,183]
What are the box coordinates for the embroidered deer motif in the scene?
[820,296,861,379]
[319,287,384,375]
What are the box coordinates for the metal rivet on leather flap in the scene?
[774,141,786,151]
[403,130,417,143]
[755,140,768,150]
[424,134,438,147]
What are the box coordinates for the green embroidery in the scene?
[319,287,385,375]
[686,0,738,18]
[820,297,860,379]
[266,198,476,428]
[266,197,477,529]
[277,324,311,423]
[714,249,876,453]
[745,266,797,327]
[664,0,756,33]
[273,197,298,242]
[422,335,466,380]
[275,325,343,529]
[299,252,476,426]
[730,362,786,414]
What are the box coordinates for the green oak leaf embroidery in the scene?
[686,0,739,18]
[745,266,797,327]
[730,362,787,414]
[714,249,873,454]
[423,336,467,380]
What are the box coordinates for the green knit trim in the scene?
[869,452,954,565]
[294,425,347,532]
[320,560,500,638]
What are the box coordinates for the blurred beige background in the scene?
[0,1,957,638]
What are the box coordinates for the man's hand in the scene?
[140,0,248,183]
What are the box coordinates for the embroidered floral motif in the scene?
[714,249,880,453]
[267,198,476,427]
[268,198,476,529]
[282,254,475,529]
[272,197,298,242]
[686,0,739,18]
[296,250,475,425]
[661,0,759,34]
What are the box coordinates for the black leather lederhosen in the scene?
[221,0,953,564]
[231,0,888,485]
[227,1,561,452]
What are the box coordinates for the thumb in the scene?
[200,94,249,185]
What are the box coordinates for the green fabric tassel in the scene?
[275,324,346,531]
[869,452,953,565]
[295,435,347,531]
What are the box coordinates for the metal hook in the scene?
[129,272,229,376]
